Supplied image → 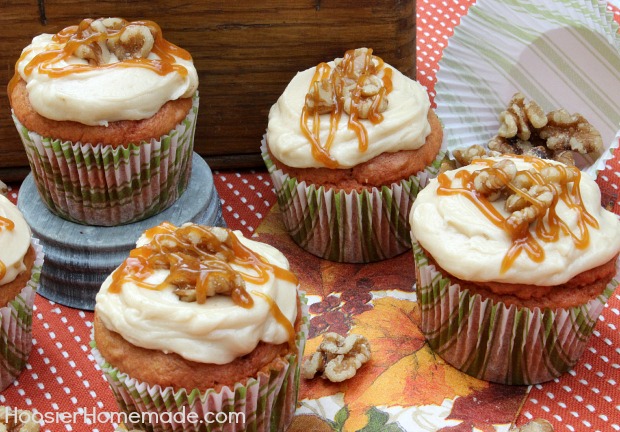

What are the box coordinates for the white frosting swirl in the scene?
[16,32,198,126]
[410,157,620,285]
[95,228,298,364]
[0,195,32,286]
[266,61,431,168]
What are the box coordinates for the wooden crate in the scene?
[0,0,416,180]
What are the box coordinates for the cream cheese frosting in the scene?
[410,156,620,285]
[95,226,298,364]
[266,59,432,169]
[0,195,32,286]
[14,20,198,126]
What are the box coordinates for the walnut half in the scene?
[301,332,371,382]
[487,93,603,164]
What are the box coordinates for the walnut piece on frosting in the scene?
[469,157,581,235]
[301,332,371,382]
[0,406,40,432]
[74,18,155,66]
[0,180,7,197]
[486,92,602,165]
[304,48,389,120]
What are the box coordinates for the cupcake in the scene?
[9,18,199,226]
[409,154,620,384]
[263,47,444,263]
[0,195,43,391]
[91,222,307,431]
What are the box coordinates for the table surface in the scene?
[3,1,620,431]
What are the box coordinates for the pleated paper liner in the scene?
[0,238,44,391]
[412,240,619,385]
[434,0,620,178]
[13,94,199,226]
[91,294,308,432]
[262,141,447,263]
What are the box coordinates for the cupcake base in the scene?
[13,94,199,226]
[91,295,308,431]
[262,141,446,263]
[0,239,44,391]
[412,240,619,385]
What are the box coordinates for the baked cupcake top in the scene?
[0,195,31,286]
[95,223,299,364]
[410,155,620,286]
[11,18,199,126]
[266,48,432,169]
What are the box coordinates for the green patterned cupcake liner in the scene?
[262,141,446,263]
[91,293,308,432]
[13,94,199,226]
[0,238,44,391]
[412,239,619,385]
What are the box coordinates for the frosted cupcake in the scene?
[0,195,43,391]
[91,222,307,431]
[263,47,444,263]
[409,155,620,384]
[9,18,199,226]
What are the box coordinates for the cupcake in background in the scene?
[263,47,444,263]
[91,222,307,431]
[9,18,199,226]
[0,193,43,391]
[409,154,620,384]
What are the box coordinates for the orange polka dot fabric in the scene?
[4,2,620,431]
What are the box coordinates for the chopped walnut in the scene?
[0,406,40,432]
[506,184,556,232]
[0,180,7,197]
[304,48,388,120]
[472,159,517,200]
[510,418,554,432]
[486,93,602,164]
[73,18,155,65]
[301,332,371,382]
[539,110,603,154]
[497,92,547,141]
[305,78,337,115]
[107,24,155,60]
[453,144,487,166]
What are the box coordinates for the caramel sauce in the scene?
[10,18,191,87]
[108,224,298,314]
[437,156,598,273]
[299,49,394,167]
[0,216,16,280]
[252,291,296,351]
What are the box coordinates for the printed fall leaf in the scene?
[301,297,489,431]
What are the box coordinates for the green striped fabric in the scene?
[91,294,308,432]
[0,239,43,391]
[262,142,446,263]
[412,240,618,385]
[434,0,620,178]
[13,94,198,226]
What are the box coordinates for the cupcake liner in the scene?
[13,93,199,226]
[434,0,620,178]
[91,293,308,432]
[412,239,618,385]
[0,238,44,391]
[262,140,447,263]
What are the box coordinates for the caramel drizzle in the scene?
[8,18,191,98]
[0,216,15,280]
[437,156,598,273]
[108,224,298,310]
[252,291,296,351]
[299,49,393,168]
